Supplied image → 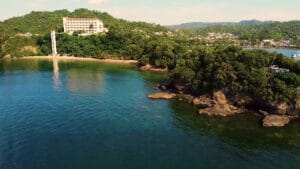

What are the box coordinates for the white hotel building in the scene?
[63,17,108,35]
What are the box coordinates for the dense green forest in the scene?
[0,9,167,36]
[170,46,300,103]
[0,9,299,109]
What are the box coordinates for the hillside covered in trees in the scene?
[0,9,299,115]
[0,8,168,58]
[170,20,300,46]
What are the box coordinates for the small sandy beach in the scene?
[20,56,138,65]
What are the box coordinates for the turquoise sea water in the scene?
[264,48,299,58]
[0,59,300,169]
[248,48,300,59]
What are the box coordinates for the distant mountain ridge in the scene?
[168,20,276,29]
[167,20,300,46]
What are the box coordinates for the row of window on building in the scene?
[63,17,108,35]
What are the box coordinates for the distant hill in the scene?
[168,20,272,29]
[0,9,169,58]
[168,20,300,46]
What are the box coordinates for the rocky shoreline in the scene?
[139,64,168,72]
[18,56,139,64]
[148,84,300,128]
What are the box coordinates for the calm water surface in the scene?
[0,59,300,169]
[264,48,299,58]
[249,48,300,59]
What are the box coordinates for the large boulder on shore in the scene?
[275,102,289,115]
[199,104,241,117]
[3,54,12,59]
[176,94,194,103]
[156,83,168,91]
[140,64,152,71]
[148,92,176,100]
[230,93,253,107]
[262,115,291,127]
[140,64,167,72]
[198,91,242,117]
[213,91,227,105]
[193,95,214,109]
[174,83,186,93]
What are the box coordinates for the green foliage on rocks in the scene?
[170,46,299,103]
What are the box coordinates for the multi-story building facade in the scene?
[63,17,108,35]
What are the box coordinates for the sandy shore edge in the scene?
[19,56,138,64]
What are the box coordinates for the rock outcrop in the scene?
[199,104,241,117]
[140,64,152,71]
[296,98,300,114]
[230,93,252,107]
[263,115,291,127]
[198,91,242,117]
[174,83,186,93]
[274,102,289,115]
[193,95,214,109]
[140,64,168,72]
[176,94,194,103]
[148,92,176,100]
[156,84,168,91]
[3,54,11,59]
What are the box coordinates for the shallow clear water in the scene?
[0,59,300,169]
[248,48,300,59]
[263,48,299,59]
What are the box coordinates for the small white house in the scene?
[269,65,289,73]
[262,39,276,46]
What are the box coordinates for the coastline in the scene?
[149,84,300,127]
[242,46,300,50]
[17,56,168,72]
[18,56,138,65]
[7,55,299,127]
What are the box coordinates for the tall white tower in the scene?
[51,30,57,56]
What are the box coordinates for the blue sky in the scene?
[0,0,299,25]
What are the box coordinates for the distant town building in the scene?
[16,32,32,37]
[262,39,276,47]
[63,17,108,35]
[16,32,39,37]
[154,31,174,37]
[193,32,238,44]
[269,65,289,73]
